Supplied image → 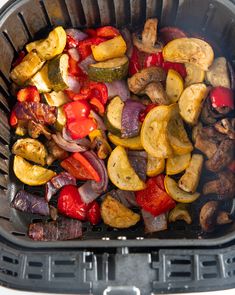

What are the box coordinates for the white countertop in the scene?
[0,0,235,294]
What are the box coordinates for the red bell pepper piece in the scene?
[78,37,105,60]
[67,118,97,140]
[228,160,235,173]
[139,103,158,122]
[87,201,101,225]
[68,56,86,78]
[61,153,100,182]
[87,82,108,105]
[154,174,165,191]
[63,100,91,123]
[210,87,234,110]
[90,97,105,115]
[12,50,26,68]
[66,34,79,49]
[58,185,88,220]
[84,29,97,37]
[136,175,176,216]
[129,46,141,76]
[162,61,187,79]
[17,86,40,102]
[96,26,120,39]
[144,52,164,68]
[10,109,18,127]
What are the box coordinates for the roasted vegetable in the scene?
[89,129,112,159]
[13,155,56,186]
[12,138,48,166]
[166,153,191,175]
[10,50,44,85]
[179,83,208,125]
[184,63,205,87]
[11,190,49,216]
[128,150,147,182]
[28,121,51,139]
[164,176,200,203]
[214,118,235,140]
[167,104,193,155]
[48,54,69,92]
[26,26,67,60]
[166,69,184,103]
[101,195,140,228]
[17,86,40,102]
[141,105,173,158]
[178,154,203,193]
[142,210,167,233]
[107,146,146,191]
[28,217,82,241]
[43,91,69,107]
[163,38,214,71]
[136,175,175,216]
[210,87,234,110]
[29,63,51,93]
[140,82,169,105]
[133,18,163,54]
[206,57,230,88]
[91,35,127,62]
[199,201,218,233]
[147,155,165,177]
[88,56,129,82]
[128,67,166,94]
[105,96,124,134]
[168,204,192,224]
[14,102,56,125]
[108,133,143,150]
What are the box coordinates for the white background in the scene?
[0,0,235,294]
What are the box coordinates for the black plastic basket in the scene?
[0,0,235,293]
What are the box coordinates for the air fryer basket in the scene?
[0,0,234,249]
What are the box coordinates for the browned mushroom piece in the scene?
[216,211,232,225]
[203,170,235,200]
[194,132,218,159]
[205,138,234,172]
[46,139,68,166]
[214,118,235,140]
[200,201,219,232]
[133,18,163,54]
[139,82,170,105]
[128,66,166,94]
[28,121,51,140]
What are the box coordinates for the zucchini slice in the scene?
[48,54,69,92]
[10,51,45,85]
[43,91,69,107]
[29,63,51,93]
[26,26,67,60]
[105,96,124,134]
[88,56,129,83]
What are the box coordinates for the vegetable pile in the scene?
[9,19,235,241]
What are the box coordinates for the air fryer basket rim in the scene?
[0,0,234,249]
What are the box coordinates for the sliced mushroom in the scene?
[194,132,218,159]
[28,121,51,140]
[133,18,163,54]
[216,211,232,225]
[203,170,235,199]
[46,139,68,166]
[200,201,219,232]
[128,67,166,94]
[205,139,234,172]
[214,118,235,140]
[140,82,170,105]
[206,57,231,88]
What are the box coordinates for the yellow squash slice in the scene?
[147,155,165,177]
[13,156,56,186]
[185,63,205,87]
[108,133,143,150]
[141,105,173,158]
[164,175,200,203]
[166,153,191,175]
[166,69,184,103]
[163,38,214,71]
[26,26,67,60]
[107,146,146,191]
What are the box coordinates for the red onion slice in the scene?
[159,27,187,45]
[68,48,80,62]
[67,75,81,93]
[78,181,100,205]
[52,133,88,153]
[66,29,88,42]
[62,127,91,147]
[121,99,145,138]
[79,55,95,74]
[105,80,130,101]
[128,151,147,182]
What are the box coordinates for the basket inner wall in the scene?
[0,0,234,245]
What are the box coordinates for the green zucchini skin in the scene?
[48,54,69,92]
[104,96,124,134]
[88,57,129,83]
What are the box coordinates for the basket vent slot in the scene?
[27,273,43,280]
[0,268,17,277]
[11,231,26,237]
[169,271,191,278]
[17,13,32,40]
[39,0,52,27]
[202,260,217,267]
[28,261,43,267]
[54,260,75,266]
[202,273,218,279]
[171,259,191,265]
[2,256,19,265]
[53,272,75,278]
